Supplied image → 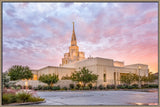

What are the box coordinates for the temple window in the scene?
[104,74,106,82]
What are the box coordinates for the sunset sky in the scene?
[3,2,158,73]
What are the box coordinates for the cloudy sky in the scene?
[3,2,158,73]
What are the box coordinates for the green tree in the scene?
[121,72,158,86]
[71,67,98,87]
[8,65,33,80]
[141,72,158,83]
[2,72,10,88]
[120,73,137,85]
[38,73,59,86]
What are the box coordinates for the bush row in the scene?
[5,83,158,91]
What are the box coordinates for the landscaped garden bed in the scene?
[2,89,45,105]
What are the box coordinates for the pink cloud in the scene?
[3,3,158,73]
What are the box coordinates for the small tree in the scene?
[8,65,33,80]
[71,67,98,87]
[141,72,158,83]
[120,73,137,86]
[39,73,59,86]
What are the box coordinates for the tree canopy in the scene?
[120,72,157,85]
[141,72,158,82]
[120,73,138,85]
[38,73,59,86]
[71,67,98,87]
[8,65,33,80]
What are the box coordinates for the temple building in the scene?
[16,22,149,87]
[61,22,85,66]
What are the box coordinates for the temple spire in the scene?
[73,22,75,32]
[71,22,77,46]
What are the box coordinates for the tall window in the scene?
[104,74,106,82]
[114,72,116,84]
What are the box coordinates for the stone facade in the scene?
[29,22,149,87]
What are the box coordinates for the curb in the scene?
[4,100,46,106]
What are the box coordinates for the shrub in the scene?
[123,84,129,89]
[16,91,32,103]
[17,85,22,89]
[69,84,74,89]
[5,84,10,88]
[98,85,104,90]
[149,84,158,88]
[52,86,57,90]
[132,84,138,88]
[88,83,93,89]
[52,86,60,90]
[22,86,26,89]
[128,86,134,89]
[84,86,90,90]
[12,85,17,88]
[75,86,79,90]
[16,87,21,90]
[42,86,52,90]
[2,94,10,104]
[2,91,45,105]
[42,86,48,90]
[57,86,60,90]
[2,93,16,104]
[11,87,15,90]
[117,85,123,89]
[79,87,83,90]
[107,85,115,89]
[33,87,38,91]
[76,84,81,89]
[38,85,42,90]
[141,84,149,88]
[28,85,32,89]
[48,86,52,90]
[93,86,97,90]
[62,87,67,90]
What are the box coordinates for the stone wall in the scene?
[54,80,76,88]
[15,80,47,88]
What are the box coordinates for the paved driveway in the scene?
[34,90,158,105]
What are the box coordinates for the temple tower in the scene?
[61,22,85,65]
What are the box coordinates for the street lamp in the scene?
[138,66,141,88]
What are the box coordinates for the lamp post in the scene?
[138,66,141,88]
